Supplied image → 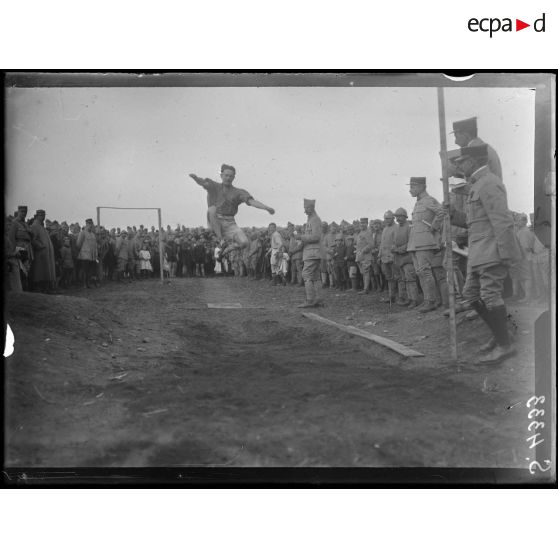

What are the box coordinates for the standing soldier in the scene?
[319,221,330,288]
[369,219,383,292]
[355,217,374,294]
[449,144,520,364]
[325,222,338,289]
[8,205,33,290]
[30,209,57,293]
[297,199,323,308]
[392,207,419,307]
[76,218,99,288]
[449,117,502,180]
[378,210,397,303]
[406,177,444,313]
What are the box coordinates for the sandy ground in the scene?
[4,275,545,468]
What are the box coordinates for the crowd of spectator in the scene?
[5,204,550,309]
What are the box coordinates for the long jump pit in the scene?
[4,275,543,475]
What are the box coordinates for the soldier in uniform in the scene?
[378,210,397,303]
[370,219,383,292]
[392,207,419,308]
[406,177,444,313]
[449,144,520,365]
[30,209,57,293]
[8,205,33,290]
[297,199,323,308]
[449,117,502,180]
[355,217,374,294]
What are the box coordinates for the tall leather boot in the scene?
[418,276,437,313]
[470,299,497,352]
[479,305,516,364]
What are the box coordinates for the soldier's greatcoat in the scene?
[451,166,520,271]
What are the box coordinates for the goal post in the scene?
[96,206,165,283]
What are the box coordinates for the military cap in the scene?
[36,209,46,215]
[453,144,488,162]
[446,148,462,161]
[85,218,94,224]
[383,210,394,219]
[335,233,344,241]
[451,117,477,136]
[407,177,426,186]
[345,235,354,241]
[18,205,28,211]
[372,219,383,225]
[394,207,408,217]
[303,198,316,208]
[359,217,369,224]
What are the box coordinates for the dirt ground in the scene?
[4,275,545,468]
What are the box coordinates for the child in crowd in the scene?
[276,245,290,286]
[59,237,74,288]
[139,241,152,279]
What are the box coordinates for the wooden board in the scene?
[302,312,424,358]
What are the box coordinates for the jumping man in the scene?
[189,164,275,255]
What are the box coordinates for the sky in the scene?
[5,85,536,229]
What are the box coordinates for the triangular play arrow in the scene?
[516,19,530,31]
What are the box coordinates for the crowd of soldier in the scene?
[5,201,548,306]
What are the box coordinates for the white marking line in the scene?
[302,312,424,358]
[207,303,243,309]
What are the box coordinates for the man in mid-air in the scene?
[189,164,275,256]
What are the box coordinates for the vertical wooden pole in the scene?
[158,208,164,283]
[96,206,100,228]
[437,87,458,362]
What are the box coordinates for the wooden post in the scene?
[96,206,100,228]
[158,208,164,283]
[437,87,458,362]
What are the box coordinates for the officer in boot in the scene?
[449,144,520,365]
[406,177,444,313]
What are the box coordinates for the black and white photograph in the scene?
[3,72,555,484]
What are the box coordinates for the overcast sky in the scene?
[5,85,535,229]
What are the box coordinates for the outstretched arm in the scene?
[247,198,275,215]
[189,173,209,187]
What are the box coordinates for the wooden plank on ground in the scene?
[302,312,424,358]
